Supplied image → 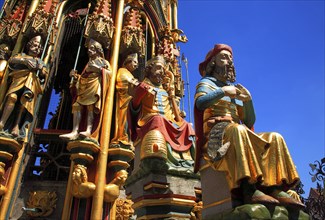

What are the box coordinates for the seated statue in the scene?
[0,35,46,138]
[60,39,112,141]
[128,55,195,170]
[194,44,305,208]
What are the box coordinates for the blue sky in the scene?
[0,0,323,197]
[178,0,325,196]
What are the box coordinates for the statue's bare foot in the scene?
[79,131,91,138]
[11,126,19,137]
[59,131,79,140]
[0,122,4,131]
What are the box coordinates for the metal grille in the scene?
[26,136,70,181]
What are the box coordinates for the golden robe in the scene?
[73,57,110,114]
[111,67,135,146]
[195,77,299,190]
[5,54,42,119]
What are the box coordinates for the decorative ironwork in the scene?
[309,157,325,185]
[306,157,325,220]
[27,137,70,181]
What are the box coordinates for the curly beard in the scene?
[213,64,236,83]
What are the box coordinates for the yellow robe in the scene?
[6,54,42,118]
[111,67,135,146]
[202,99,299,190]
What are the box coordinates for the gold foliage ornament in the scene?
[26,191,57,217]
[115,198,134,220]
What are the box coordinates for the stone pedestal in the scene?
[126,171,200,219]
[199,160,232,219]
[126,145,200,219]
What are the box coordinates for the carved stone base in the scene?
[126,172,200,219]
[107,148,134,172]
[199,160,233,218]
[66,140,100,165]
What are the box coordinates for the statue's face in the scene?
[126,58,138,72]
[213,50,236,83]
[72,168,82,183]
[215,50,233,67]
[28,39,42,57]
[87,43,98,59]
[0,45,9,59]
[149,62,164,85]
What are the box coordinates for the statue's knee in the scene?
[227,123,246,133]
[7,93,18,103]
[270,132,284,141]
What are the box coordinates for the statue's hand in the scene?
[26,59,43,70]
[70,69,79,81]
[235,84,252,101]
[221,85,237,99]
[86,63,102,73]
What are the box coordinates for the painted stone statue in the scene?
[111,53,139,149]
[71,164,96,198]
[0,43,11,82]
[194,44,305,208]
[128,55,195,170]
[0,35,46,139]
[60,39,112,141]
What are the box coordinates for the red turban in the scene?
[199,44,233,76]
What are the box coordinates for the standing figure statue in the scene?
[111,53,139,149]
[0,36,46,138]
[128,55,195,170]
[60,39,112,141]
[194,44,305,208]
[0,43,11,83]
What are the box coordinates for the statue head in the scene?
[199,44,236,83]
[113,170,128,186]
[72,164,88,184]
[123,53,138,72]
[145,55,166,85]
[26,35,43,57]
[87,39,104,59]
[0,43,11,60]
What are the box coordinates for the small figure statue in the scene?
[111,53,139,149]
[71,164,96,198]
[60,39,112,141]
[0,35,46,138]
[128,55,195,169]
[194,44,305,208]
[0,43,11,82]
[104,170,128,203]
